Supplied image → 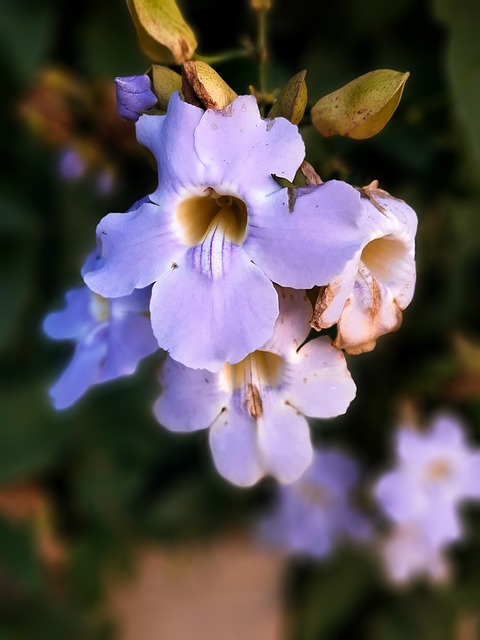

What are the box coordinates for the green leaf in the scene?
[126,0,197,65]
[268,70,308,124]
[311,69,409,140]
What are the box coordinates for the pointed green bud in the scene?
[150,65,182,111]
[181,61,237,110]
[311,69,410,140]
[268,70,307,125]
[126,0,197,65]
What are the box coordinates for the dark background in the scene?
[1,0,480,637]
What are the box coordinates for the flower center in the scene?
[90,293,110,322]
[361,235,408,283]
[176,188,248,246]
[223,350,285,418]
[423,458,453,484]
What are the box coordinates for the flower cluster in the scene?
[43,80,418,488]
[373,413,480,584]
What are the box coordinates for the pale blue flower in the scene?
[43,281,158,409]
[84,92,366,372]
[153,289,356,486]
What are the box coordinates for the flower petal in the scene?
[286,336,356,418]
[43,287,94,341]
[194,95,305,193]
[102,312,158,380]
[333,270,403,354]
[153,356,228,432]
[245,180,365,289]
[150,237,279,371]
[209,407,264,487]
[49,328,107,409]
[257,395,313,484]
[83,200,183,298]
[262,287,313,358]
[136,93,206,195]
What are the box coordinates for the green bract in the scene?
[311,69,409,140]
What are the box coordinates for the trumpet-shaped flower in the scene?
[84,91,366,371]
[311,181,417,354]
[43,282,158,409]
[374,413,480,547]
[256,448,372,558]
[153,288,357,486]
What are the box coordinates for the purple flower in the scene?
[84,92,366,372]
[115,75,158,121]
[256,448,372,558]
[153,288,356,486]
[374,412,480,546]
[312,182,417,354]
[43,282,159,409]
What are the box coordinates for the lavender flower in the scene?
[373,412,480,583]
[84,91,367,372]
[43,283,158,409]
[257,448,372,558]
[374,413,480,546]
[153,288,356,486]
[311,182,417,354]
[115,75,158,121]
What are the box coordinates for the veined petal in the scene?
[333,271,403,354]
[43,287,94,341]
[194,95,305,194]
[136,93,206,196]
[257,395,313,484]
[245,180,365,289]
[286,336,356,418]
[154,356,228,432]
[209,407,264,487]
[84,200,183,298]
[150,238,279,371]
[49,329,107,409]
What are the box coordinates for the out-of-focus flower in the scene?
[43,279,158,409]
[83,91,367,372]
[380,523,450,585]
[311,181,417,354]
[374,413,480,545]
[256,448,372,558]
[115,75,158,121]
[373,412,480,584]
[153,288,356,486]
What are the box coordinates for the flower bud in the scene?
[115,75,158,121]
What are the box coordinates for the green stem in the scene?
[193,49,250,66]
[257,8,268,96]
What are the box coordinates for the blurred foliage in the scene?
[1,0,480,638]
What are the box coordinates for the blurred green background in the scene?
[1,0,480,638]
